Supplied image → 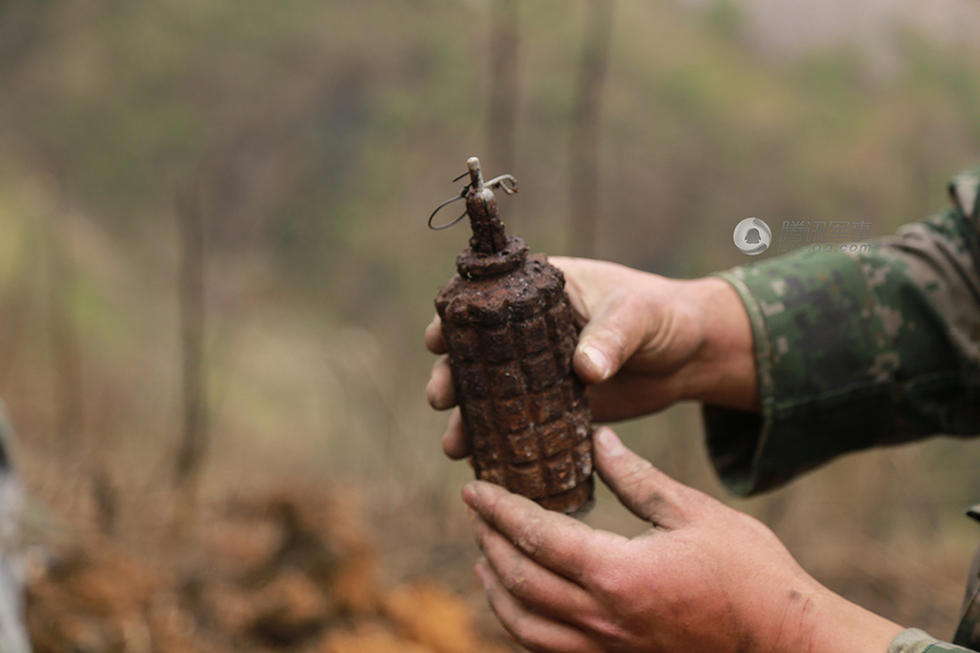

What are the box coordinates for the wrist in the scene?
[679,277,758,412]
[818,592,904,653]
[770,586,903,653]
[741,574,901,653]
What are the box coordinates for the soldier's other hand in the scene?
[425,257,758,459]
[463,427,903,653]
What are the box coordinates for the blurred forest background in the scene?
[1,0,980,650]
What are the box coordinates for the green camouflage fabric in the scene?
[953,505,980,648]
[889,628,976,653]
[703,166,980,652]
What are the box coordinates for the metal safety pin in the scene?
[427,169,518,230]
[485,174,518,195]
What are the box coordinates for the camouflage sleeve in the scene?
[890,628,977,653]
[702,167,980,496]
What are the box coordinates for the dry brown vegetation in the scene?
[25,486,512,652]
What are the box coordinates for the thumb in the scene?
[573,296,649,384]
[593,427,688,529]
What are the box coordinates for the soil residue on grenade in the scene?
[431,157,594,514]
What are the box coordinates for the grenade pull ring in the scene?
[467,156,519,197]
[427,156,517,233]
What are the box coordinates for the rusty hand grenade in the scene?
[431,157,594,514]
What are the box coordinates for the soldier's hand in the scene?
[463,427,903,653]
[425,257,757,459]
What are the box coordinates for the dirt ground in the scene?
[24,486,513,653]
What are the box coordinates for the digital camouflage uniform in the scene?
[705,166,980,653]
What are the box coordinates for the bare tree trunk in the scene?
[568,0,613,258]
[46,192,119,534]
[46,211,83,445]
[486,0,520,172]
[173,182,208,503]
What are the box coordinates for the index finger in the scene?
[424,314,447,354]
[462,481,598,584]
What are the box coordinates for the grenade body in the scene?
[436,246,594,514]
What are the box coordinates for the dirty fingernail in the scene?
[596,427,625,456]
[581,345,610,380]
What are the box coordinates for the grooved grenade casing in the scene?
[434,158,594,514]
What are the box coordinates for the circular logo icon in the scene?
[733,217,771,255]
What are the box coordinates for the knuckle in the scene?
[595,324,629,361]
[500,566,528,596]
[582,557,616,596]
[674,484,717,518]
[617,458,655,494]
[643,305,676,355]
[590,569,621,599]
[578,612,625,642]
[620,456,653,482]
[619,293,649,330]
[582,540,634,599]
[636,491,669,524]
[484,491,510,531]
[618,291,645,315]
[514,517,544,557]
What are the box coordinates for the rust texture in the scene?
[434,157,594,514]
